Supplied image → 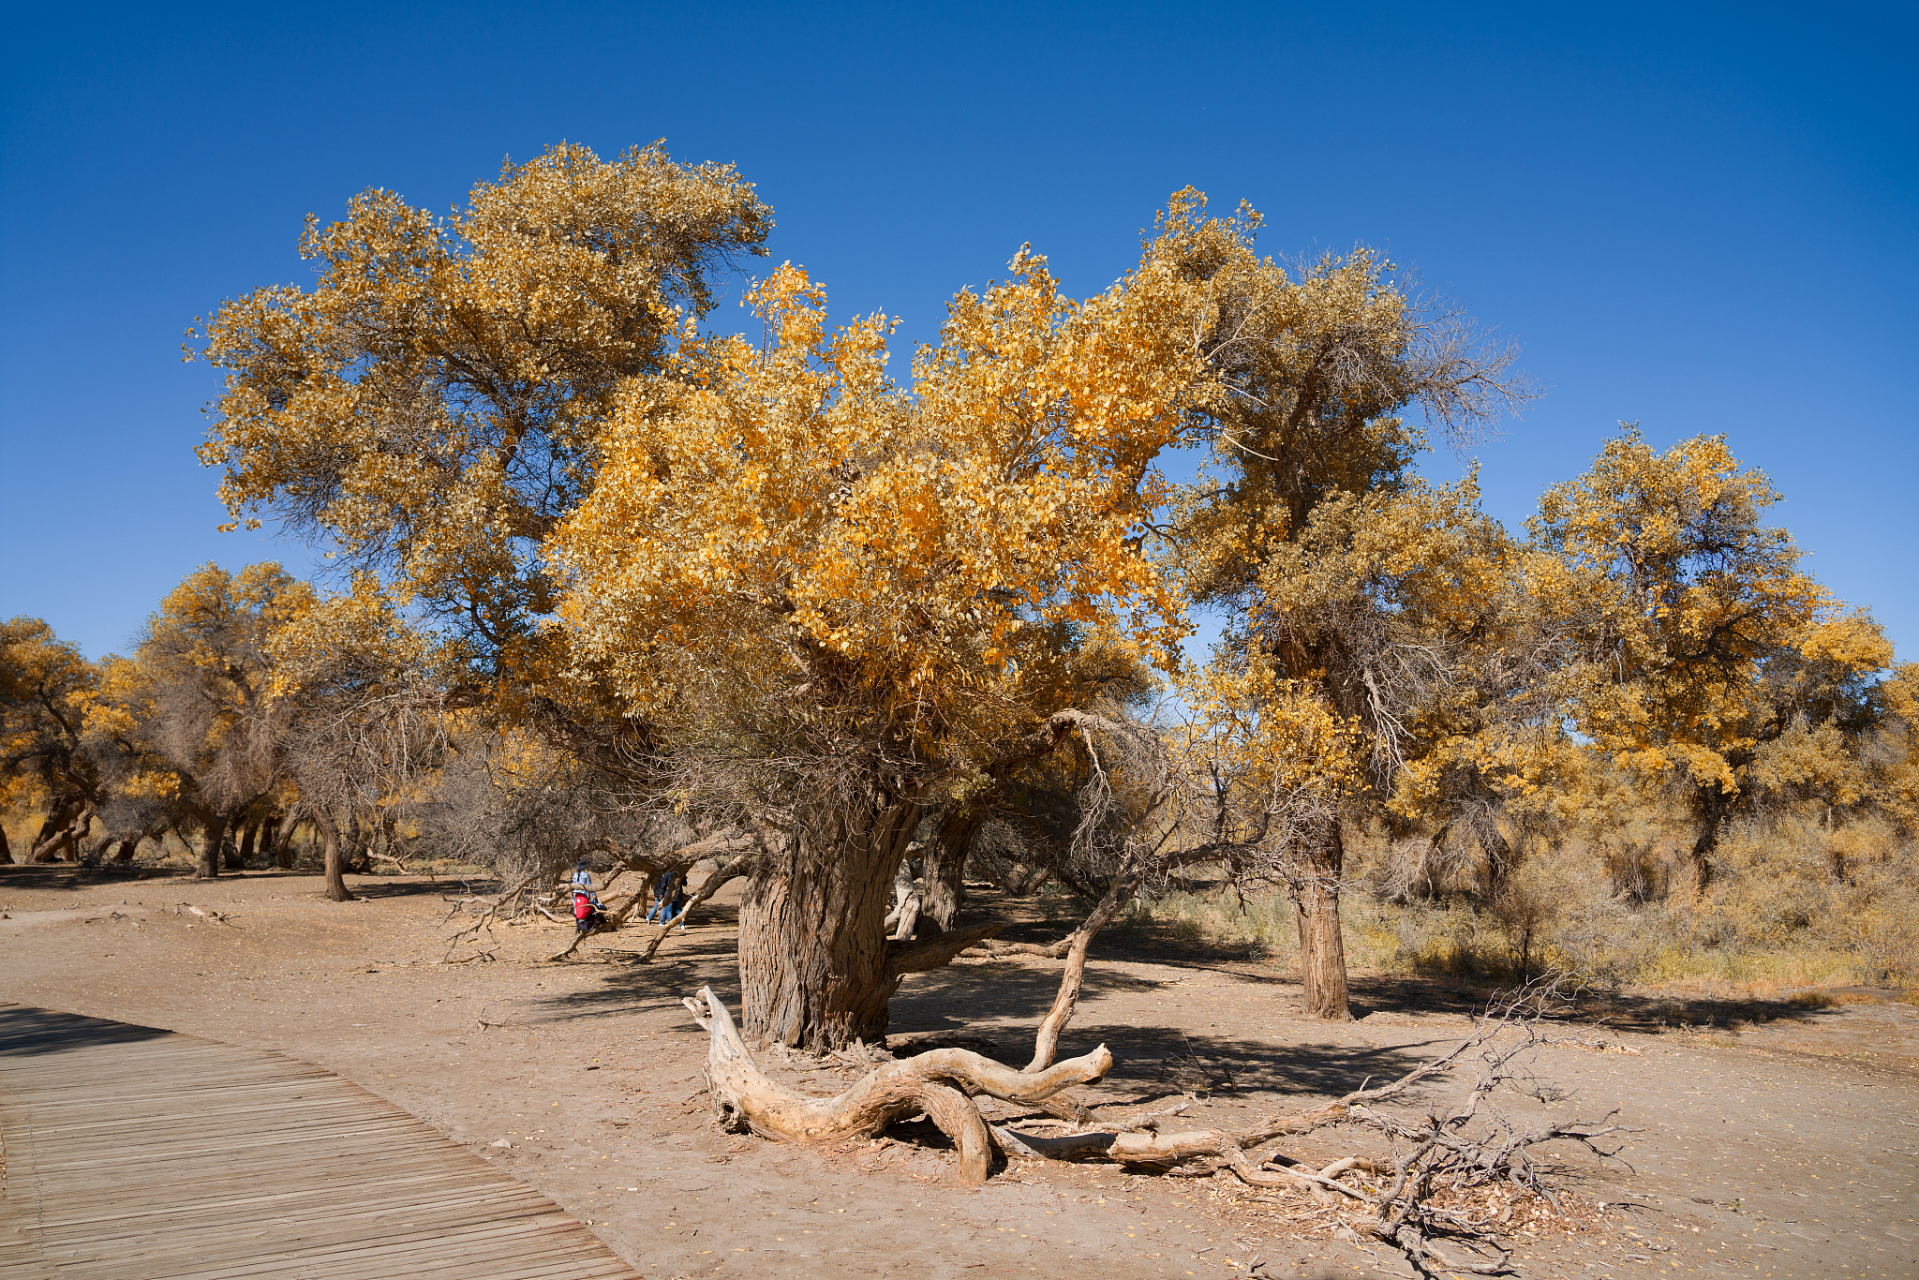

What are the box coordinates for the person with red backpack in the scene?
[571,860,606,934]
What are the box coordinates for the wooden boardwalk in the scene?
[0,1006,644,1279]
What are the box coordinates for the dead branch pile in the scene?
[684,980,1626,1278]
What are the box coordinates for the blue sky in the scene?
[3,1,1914,662]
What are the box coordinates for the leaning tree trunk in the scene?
[1294,818,1352,1021]
[26,804,69,863]
[1026,853,1149,1071]
[28,800,92,863]
[234,821,258,869]
[924,806,981,932]
[195,813,226,879]
[341,815,371,874]
[272,814,298,869]
[738,796,920,1052]
[319,814,353,902]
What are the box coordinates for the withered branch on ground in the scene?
[682,978,1627,1278]
[439,871,543,962]
[997,980,1630,1278]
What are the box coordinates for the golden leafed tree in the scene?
[1160,193,1531,1018]
[548,252,1207,1047]
[1533,427,1892,888]
[196,142,772,685]
[199,144,1217,1049]
[91,563,313,879]
[0,617,103,863]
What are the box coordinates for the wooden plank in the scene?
[0,1006,644,1280]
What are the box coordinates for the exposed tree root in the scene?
[681,985,1110,1184]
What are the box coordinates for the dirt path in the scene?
[2,864,1914,1279]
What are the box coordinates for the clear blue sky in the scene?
[3,1,1914,661]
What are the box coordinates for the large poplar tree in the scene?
[199,144,1208,1049]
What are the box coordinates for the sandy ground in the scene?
[1,862,1914,1280]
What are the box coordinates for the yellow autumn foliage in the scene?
[548,249,1206,757]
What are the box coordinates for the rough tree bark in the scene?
[193,812,226,879]
[923,806,981,931]
[319,813,352,902]
[730,709,1112,1052]
[738,797,922,1051]
[1295,819,1352,1021]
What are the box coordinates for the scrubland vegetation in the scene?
[1123,808,1919,993]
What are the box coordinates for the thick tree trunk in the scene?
[1294,820,1352,1021]
[924,807,981,931]
[1481,822,1516,900]
[27,805,68,863]
[235,821,258,868]
[195,813,226,879]
[320,814,353,902]
[28,800,91,863]
[0,821,11,864]
[738,797,920,1051]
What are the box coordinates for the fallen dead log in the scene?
[681,985,1110,1183]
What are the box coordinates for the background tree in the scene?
[266,575,456,899]
[91,563,311,878]
[1533,427,1892,889]
[0,618,104,862]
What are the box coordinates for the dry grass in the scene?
[1117,812,1919,994]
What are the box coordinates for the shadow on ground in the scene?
[0,1004,175,1056]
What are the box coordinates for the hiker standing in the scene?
[647,869,680,925]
